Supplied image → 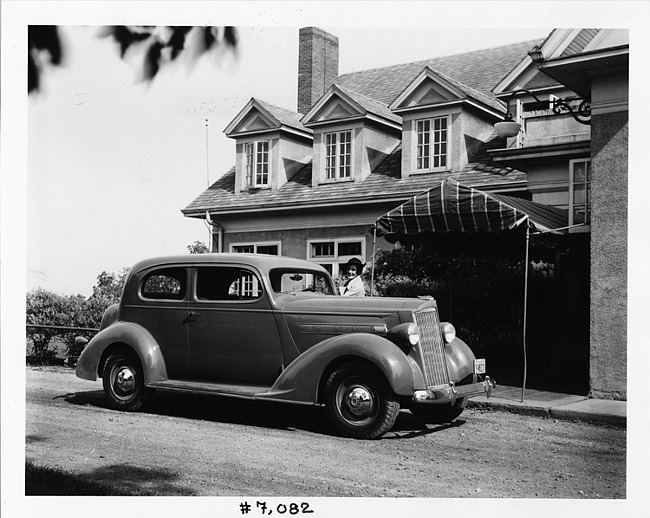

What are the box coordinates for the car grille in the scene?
[414,307,450,387]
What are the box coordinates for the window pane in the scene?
[141,268,186,300]
[245,143,254,187]
[338,242,361,256]
[312,242,335,257]
[573,184,586,204]
[574,162,586,182]
[416,120,431,170]
[573,207,586,224]
[256,245,278,255]
[326,133,337,179]
[269,269,334,295]
[197,267,241,300]
[256,141,269,186]
[233,245,254,253]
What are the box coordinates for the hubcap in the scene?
[344,385,374,418]
[114,366,136,396]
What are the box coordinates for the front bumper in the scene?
[412,376,495,405]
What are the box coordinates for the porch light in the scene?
[494,88,591,138]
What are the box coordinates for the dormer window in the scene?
[325,130,352,180]
[416,116,448,171]
[245,141,270,188]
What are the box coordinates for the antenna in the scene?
[205,118,210,187]
[204,118,212,251]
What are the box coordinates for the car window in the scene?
[141,268,186,300]
[269,269,335,295]
[196,266,263,301]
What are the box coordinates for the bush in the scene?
[372,275,438,298]
[26,268,128,365]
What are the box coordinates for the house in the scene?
[182,27,629,400]
[183,27,536,277]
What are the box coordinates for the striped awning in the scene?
[375,179,569,236]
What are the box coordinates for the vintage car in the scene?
[75,253,493,439]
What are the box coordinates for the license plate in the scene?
[474,358,486,374]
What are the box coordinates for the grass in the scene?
[25,460,127,496]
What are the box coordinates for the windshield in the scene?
[269,268,335,295]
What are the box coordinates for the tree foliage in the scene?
[26,269,128,363]
[29,25,238,93]
[187,240,210,254]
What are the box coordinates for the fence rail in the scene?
[26,324,99,333]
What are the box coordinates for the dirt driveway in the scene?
[25,366,625,500]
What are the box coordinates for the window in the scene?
[231,242,280,255]
[308,239,364,276]
[245,141,269,188]
[416,116,448,171]
[141,268,186,300]
[570,159,591,225]
[325,130,352,180]
[196,267,262,301]
[269,269,335,295]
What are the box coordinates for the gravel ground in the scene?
[23,365,626,501]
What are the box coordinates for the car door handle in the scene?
[183,311,198,325]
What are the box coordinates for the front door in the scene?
[188,265,284,384]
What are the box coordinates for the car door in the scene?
[188,265,284,384]
[120,266,191,380]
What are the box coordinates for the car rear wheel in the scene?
[102,351,149,412]
[324,362,400,439]
[409,397,468,424]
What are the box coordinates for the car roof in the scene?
[129,253,329,276]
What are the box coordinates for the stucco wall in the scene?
[589,110,628,400]
[458,110,498,166]
[276,135,313,189]
[222,224,394,266]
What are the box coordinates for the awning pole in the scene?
[522,224,530,403]
[370,225,377,296]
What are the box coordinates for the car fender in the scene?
[259,333,423,404]
[75,322,168,384]
[445,336,477,381]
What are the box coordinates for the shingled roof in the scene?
[336,39,542,106]
[183,135,525,216]
[254,98,310,133]
[184,38,541,217]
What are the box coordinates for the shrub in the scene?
[26,268,128,365]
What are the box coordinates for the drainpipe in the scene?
[370,225,377,296]
[204,211,223,253]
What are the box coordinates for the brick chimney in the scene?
[297,27,339,115]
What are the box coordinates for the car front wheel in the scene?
[102,351,149,412]
[324,362,400,439]
[409,397,467,424]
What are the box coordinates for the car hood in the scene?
[274,293,438,355]
[275,292,436,317]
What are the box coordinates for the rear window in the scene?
[141,268,187,300]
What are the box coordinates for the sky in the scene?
[23,20,558,297]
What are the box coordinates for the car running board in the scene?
[147,379,274,399]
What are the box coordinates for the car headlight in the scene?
[407,323,420,346]
[440,322,456,343]
[387,322,420,350]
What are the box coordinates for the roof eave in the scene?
[392,98,504,120]
[183,179,529,218]
[304,113,401,131]
[225,125,313,141]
